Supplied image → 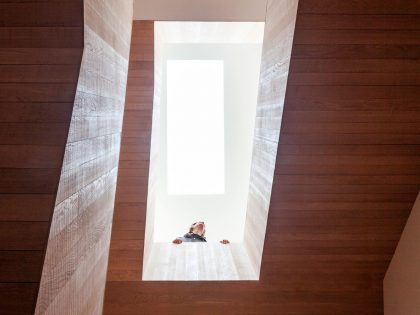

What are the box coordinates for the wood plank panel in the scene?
[0,222,49,250]
[0,2,83,27]
[34,1,133,315]
[0,194,54,222]
[298,0,420,14]
[106,21,154,282]
[292,44,420,59]
[0,48,82,65]
[0,1,83,314]
[0,284,39,315]
[0,103,73,123]
[0,27,83,48]
[0,65,80,83]
[262,0,420,313]
[0,251,44,282]
[104,0,420,314]
[0,83,78,103]
[296,14,420,30]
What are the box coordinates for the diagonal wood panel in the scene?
[34,1,133,314]
[104,0,420,314]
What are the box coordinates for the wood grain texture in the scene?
[384,193,420,314]
[34,1,133,314]
[104,0,420,314]
[143,242,255,281]
[0,1,83,314]
[106,21,154,282]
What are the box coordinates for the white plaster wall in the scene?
[143,242,257,280]
[134,0,267,21]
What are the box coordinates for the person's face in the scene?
[190,222,205,236]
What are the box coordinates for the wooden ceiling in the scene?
[104,0,420,314]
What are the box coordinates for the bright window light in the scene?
[167,60,225,195]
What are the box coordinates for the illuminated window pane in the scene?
[167,60,224,195]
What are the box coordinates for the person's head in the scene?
[189,221,205,237]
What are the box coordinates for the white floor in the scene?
[142,242,258,281]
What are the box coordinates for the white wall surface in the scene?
[143,242,257,280]
[134,0,267,21]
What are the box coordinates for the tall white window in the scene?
[167,59,225,195]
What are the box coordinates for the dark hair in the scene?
[190,222,205,236]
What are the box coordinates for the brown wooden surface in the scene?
[106,20,154,282]
[0,1,83,314]
[34,1,133,314]
[269,2,420,312]
[104,0,420,314]
[384,193,420,314]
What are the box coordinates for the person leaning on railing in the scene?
[172,221,230,244]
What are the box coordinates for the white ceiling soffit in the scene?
[156,22,265,44]
[134,0,268,21]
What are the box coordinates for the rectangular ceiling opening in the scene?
[167,59,225,195]
[142,21,283,282]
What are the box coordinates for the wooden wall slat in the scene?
[298,0,420,14]
[0,251,44,282]
[292,44,420,60]
[0,48,83,65]
[0,2,84,27]
[0,123,68,145]
[0,284,39,315]
[0,169,60,193]
[0,195,54,222]
[0,222,49,250]
[0,65,80,83]
[296,14,420,30]
[0,83,79,102]
[293,30,420,45]
[0,103,73,122]
[0,145,63,168]
[0,27,83,48]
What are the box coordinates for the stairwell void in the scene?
[142,20,296,280]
